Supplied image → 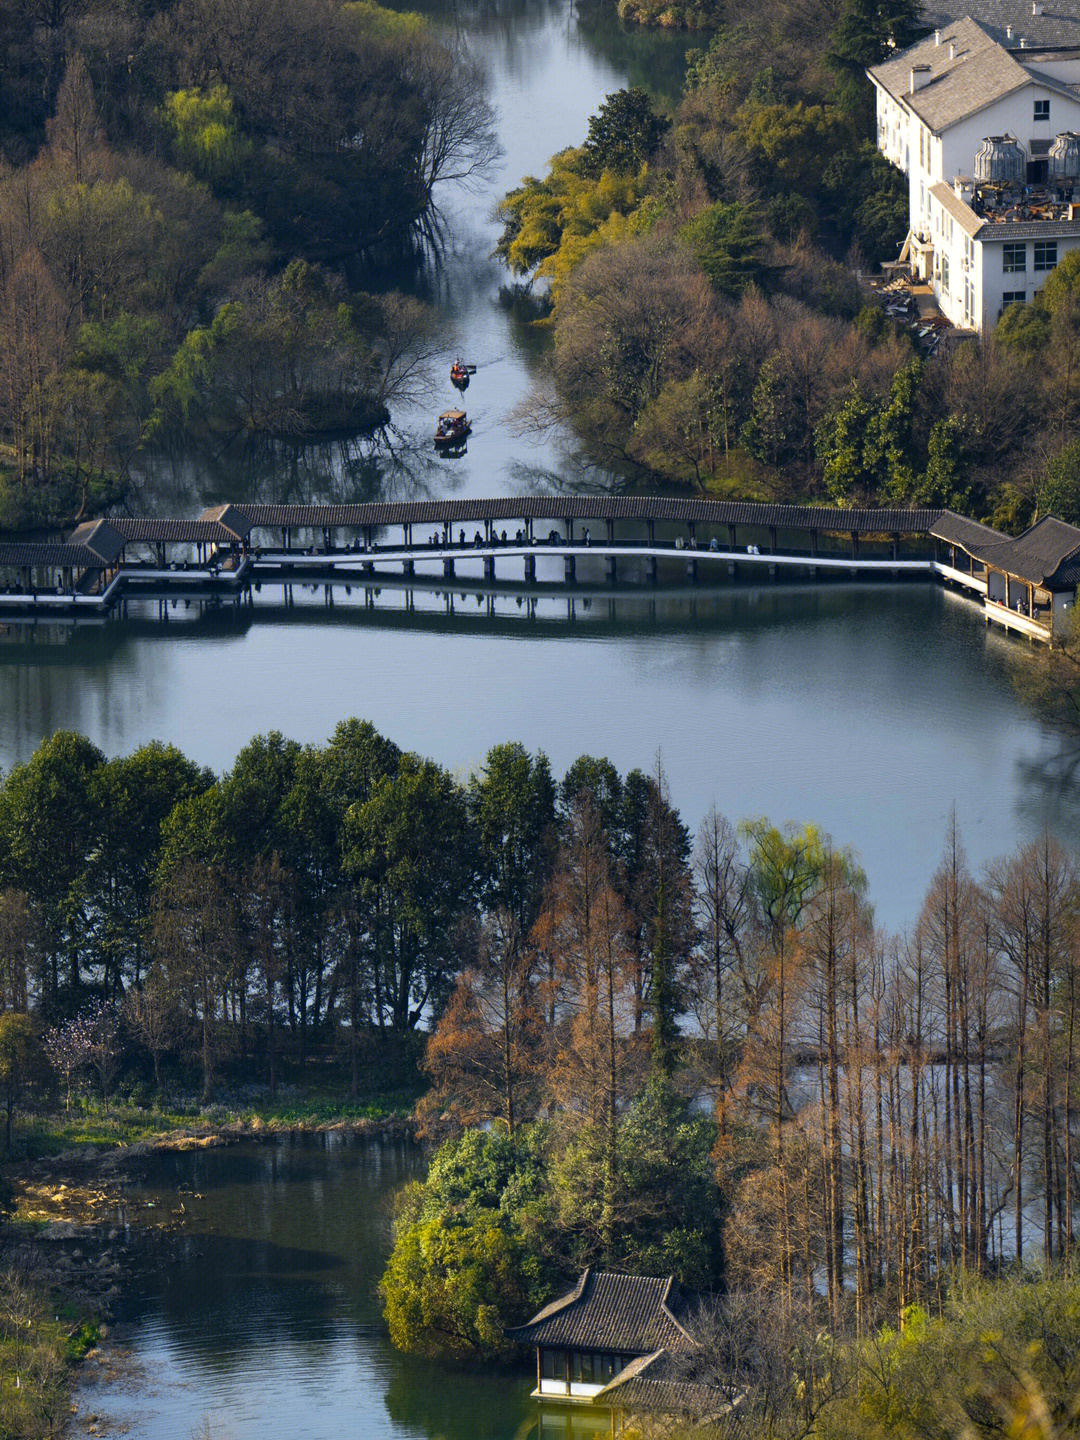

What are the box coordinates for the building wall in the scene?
[976,232,1080,327]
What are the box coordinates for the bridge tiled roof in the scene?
[109,518,245,545]
[67,519,127,564]
[507,1271,696,1354]
[0,542,105,568]
[224,498,944,536]
[932,511,1080,588]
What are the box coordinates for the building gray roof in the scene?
[67,518,127,564]
[932,511,1080,586]
[929,181,987,236]
[595,1350,740,1419]
[923,0,1080,51]
[506,1271,697,1354]
[870,17,1039,131]
[929,181,1080,240]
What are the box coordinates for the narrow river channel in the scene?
[79,1135,561,1440]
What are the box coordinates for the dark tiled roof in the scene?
[923,0,1080,50]
[67,519,127,564]
[932,511,1006,549]
[1006,515,1080,585]
[0,542,105,568]
[197,504,253,540]
[109,518,242,545]
[596,1351,739,1418]
[507,1271,696,1353]
[869,18,1033,132]
[933,511,1080,587]
[225,499,942,536]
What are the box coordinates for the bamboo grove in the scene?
[1,726,1080,1325]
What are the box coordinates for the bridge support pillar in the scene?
[647,556,657,584]
[524,554,536,583]
[443,557,455,578]
[686,558,697,583]
[564,555,576,583]
[403,559,414,577]
[769,563,776,579]
[484,555,495,580]
[606,555,617,583]
[728,561,736,578]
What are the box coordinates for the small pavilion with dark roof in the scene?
[931,512,1080,640]
[507,1270,696,1404]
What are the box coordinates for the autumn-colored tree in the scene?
[420,909,544,1138]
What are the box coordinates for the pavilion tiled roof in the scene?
[595,1350,740,1418]
[933,511,1080,587]
[67,519,127,565]
[506,1271,696,1353]
[224,498,943,536]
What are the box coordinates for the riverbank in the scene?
[12,1099,420,1192]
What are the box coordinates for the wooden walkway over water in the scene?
[0,497,1073,643]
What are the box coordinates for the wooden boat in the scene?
[434,409,471,447]
[450,359,476,391]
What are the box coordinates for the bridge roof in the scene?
[67,519,127,564]
[225,498,945,535]
[0,541,105,569]
[932,511,1080,588]
[108,518,246,545]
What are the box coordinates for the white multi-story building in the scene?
[869,8,1080,332]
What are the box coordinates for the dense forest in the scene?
[0,0,496,527]
[497,0,1080,533]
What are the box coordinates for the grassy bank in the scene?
[0,1263,99,1440]
[13,1081,422,1169]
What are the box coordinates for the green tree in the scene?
[828,0,922,116]
[0,1014,51,1152]
[681,201,774,299]
[1039,438,1080,524]
[579,88,669,179]
[0,732,105,1007]
[380,1125,554,1357]
[88,742,212,997]
[469,743,557,938]
[346,755,478,1031]
[995,299,1051,356]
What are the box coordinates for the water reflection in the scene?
[90,1137,537,1440]
[3,582,1078,930]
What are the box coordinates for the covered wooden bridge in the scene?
[0,497,1077,642]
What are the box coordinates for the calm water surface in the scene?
[82,1136,563,1440]
[1,579,1076,931]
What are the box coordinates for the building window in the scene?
[1034,98,1050,121]
[1034,240,1058,271]
[1002,291,1027,310]
[1003,243,1026,272]
[941,255,950,292]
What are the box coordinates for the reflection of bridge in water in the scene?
[0,496,1072,643]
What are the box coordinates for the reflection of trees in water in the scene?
[131,426,474,515]
[383,1350,533,1440]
